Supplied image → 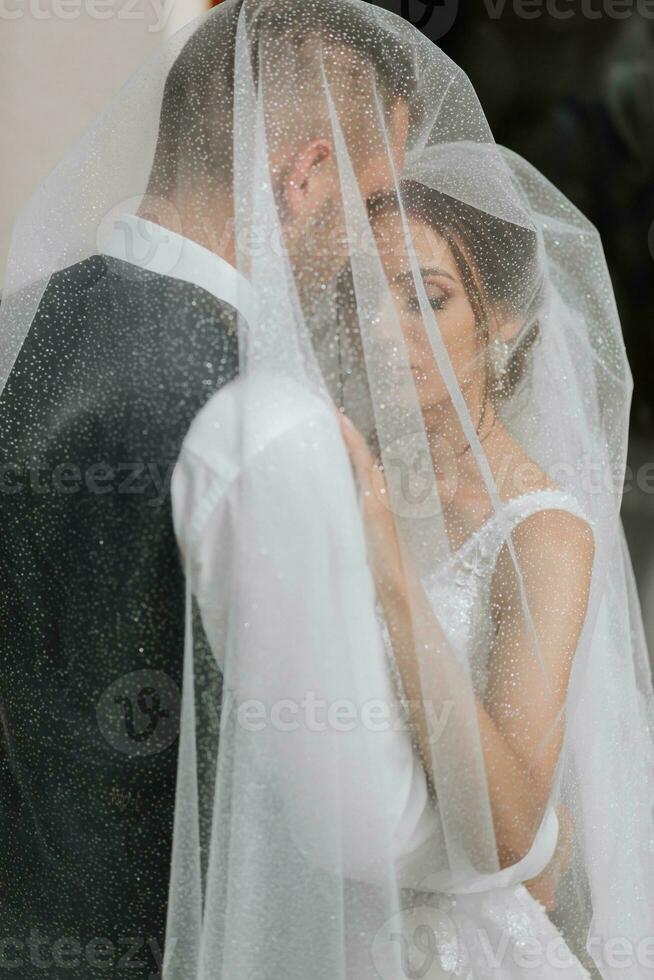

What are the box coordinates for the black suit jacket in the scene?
[0,254,239,977]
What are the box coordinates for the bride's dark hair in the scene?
[347,181,544,450]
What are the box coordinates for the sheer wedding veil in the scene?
[1,0,654,977]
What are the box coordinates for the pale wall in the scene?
[0,0,206,287]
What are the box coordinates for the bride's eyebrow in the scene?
[392,266,458,286]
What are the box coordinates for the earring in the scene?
[489,335,510,377]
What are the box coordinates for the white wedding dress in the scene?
[378,487,594,980]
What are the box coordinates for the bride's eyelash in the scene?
[406,292,448,314]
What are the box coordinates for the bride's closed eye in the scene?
[405,290,449,315]
[390,266,456,319]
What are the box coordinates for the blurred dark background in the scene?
[376,0,654,654]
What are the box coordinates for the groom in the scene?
[0,2,411,977]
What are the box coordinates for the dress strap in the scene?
[502,487,592,523]
[482,487,593,566]
[499,487,589,526]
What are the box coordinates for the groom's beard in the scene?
[289,197,348,317]
[291,198,378,446]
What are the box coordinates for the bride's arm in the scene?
[338,410,595,869]
[483,508,594,863]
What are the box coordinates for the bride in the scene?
[334,162,597,976]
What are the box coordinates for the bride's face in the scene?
[372,211,484,412]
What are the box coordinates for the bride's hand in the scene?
[335,410,407,600]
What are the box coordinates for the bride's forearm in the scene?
[381,582,439,783]
[379,574,550,867]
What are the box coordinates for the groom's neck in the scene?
[138,189,238,269]
[184,195,237,269]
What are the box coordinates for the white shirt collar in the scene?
[101,213,259,329]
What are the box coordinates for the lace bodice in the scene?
[381,487,591,702]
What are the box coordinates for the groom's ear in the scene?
[284,138,334,221]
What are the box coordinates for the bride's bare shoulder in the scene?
[490,421,594,549]
[492,503,595,627]
[488,422,595,609]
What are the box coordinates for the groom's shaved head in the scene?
[148,0,416,198]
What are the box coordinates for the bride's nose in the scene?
[372,292,406,350]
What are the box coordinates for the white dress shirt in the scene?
[102,214,559,895]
